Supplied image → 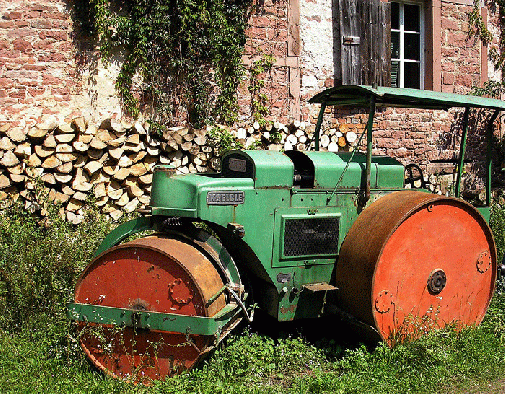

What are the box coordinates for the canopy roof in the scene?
[309,85,505,111]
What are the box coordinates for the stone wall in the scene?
[0,0,125,129]
[0,0,502,217]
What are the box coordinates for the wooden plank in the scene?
[359,0,371,84]
[379,2,391,86]
[339,0,361,85]
[338,0,390,86]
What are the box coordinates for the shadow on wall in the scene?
[63,0,100,106]
[435,109,504,196]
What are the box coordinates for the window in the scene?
[391,1,424,89]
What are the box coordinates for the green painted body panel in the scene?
[374,156,406,189]
[222,150,294,188]
[150,169,254,214]
[94,215,158,257]
[477,206,491,223]
[304,151,364,188]
[303,152,403,189]
[67,302,240,336]
[146,159,396,321]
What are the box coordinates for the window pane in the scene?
[391,31,400,59]
[404,62,420,89]
[404,32,420,60]
[391,2,400,30]
[404,4,420,32]
[391,61,400,88]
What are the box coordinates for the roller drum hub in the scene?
[336,191,497,343]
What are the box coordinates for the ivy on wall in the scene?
[76,0,252,129]
[469,0,505,95]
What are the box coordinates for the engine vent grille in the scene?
[283,217,339,257]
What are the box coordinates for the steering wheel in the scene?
[405,163,428,189]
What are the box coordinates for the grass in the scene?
[1,200,505,393]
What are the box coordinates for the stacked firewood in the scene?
[0,117,360,223]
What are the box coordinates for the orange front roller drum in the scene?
[74,235,226,382]
[336,191,497,343]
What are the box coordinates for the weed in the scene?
[208,126,244,156]
[0,197,114,332]
[248,54,276,125]
[2,201,505,393]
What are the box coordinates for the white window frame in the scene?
[391,1,425,89]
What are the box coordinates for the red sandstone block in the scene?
[442,72,455,85]
[455,73,472,86]
[29,4,57,13]
[13,20,30,28]
[38,30,68,41]
[252,16,274,27]
[3,11,22,20]
[267,43,287,58]
[0,20,15,29]
[7,28,31,38]
[441,17,459,31]
[442,62,455,72]
[0,77,13,89]
[2,99,20,108]
[38,52,66,62]
[442,85,454,93]
[269,28,287,41]
[246,27,267,40]
[10,89,26,99]
[42,74,59,84]
[0,49,20,59]
[27,11,41,18]
[19,78,40,87]
[12,38,32,53]
[51,19,69,29]
[31,19,52,29]
[56,41,72,52]
[441,48,457,57]
[53,87,71,95]
[447,31,467,47]
[33,39,54,50]
[46,12,68,21]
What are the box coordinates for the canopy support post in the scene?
[365,96,376,203]
[455,107,470,199]
[486,110,499,206]
[314,102,327,151]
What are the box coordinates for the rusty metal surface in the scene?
[74,235,226,382]
[302,283,338,292]
[335,190,497,343]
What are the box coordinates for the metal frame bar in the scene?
[314,102,327,151]
[365,96,377,202]
[486,110,500,206]
[455,107,470,198]
[67,302,241,336]
[94,215,160,257]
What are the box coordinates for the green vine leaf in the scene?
[81,0,252,128]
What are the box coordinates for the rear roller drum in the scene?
[74,235,226,382]
[335,191,497,343]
